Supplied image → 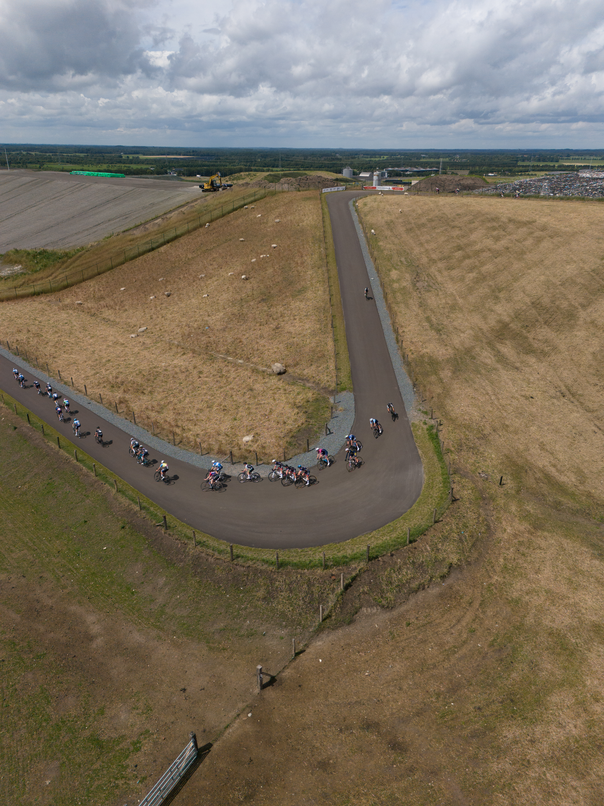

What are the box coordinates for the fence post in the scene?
[115,401,118,413]
[366,545,370,562]
[84,384,87,395]
[133,411,137,425]
[26,413,30,424]
[407,526,410,545]
[230,544,234,561]
[292,638,296,658]
[276,552,279,569]
[57,436,60,449]
[93,463,96,476]
[230,450,233,464]
[99,393,103,405]
[163,515,167,531]
[433,508,437,524]
[257,665,263,692]
[341,572,344,591]
[74,449,78,462]
[58,369,61,380]
[114,479,118,492]
[319,604,324,623]
[192,530,196,547]
[41,423,45,436]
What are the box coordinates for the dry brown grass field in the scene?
[1,191,334,459]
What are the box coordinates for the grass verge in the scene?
[321,193,352,392]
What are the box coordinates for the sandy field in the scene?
[0,170,198,251]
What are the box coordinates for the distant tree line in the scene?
[3,145,604,178]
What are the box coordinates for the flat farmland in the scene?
[0,170,199,251]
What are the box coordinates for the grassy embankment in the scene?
[0,192,338,460]
[0,186,270,298]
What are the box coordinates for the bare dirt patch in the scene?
[0,191,334,459]
[407,175,488,193]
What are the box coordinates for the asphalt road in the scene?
[1,191,424,549]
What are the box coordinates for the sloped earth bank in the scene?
[171,194,604,804]
[0,191,334,460]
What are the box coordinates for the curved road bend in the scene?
[1,191,423,549]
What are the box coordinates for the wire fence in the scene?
[0,188,273,301]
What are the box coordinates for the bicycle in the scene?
[317,454,333,470]
[387,404,398,422]
[238,471,262,483]
[72,424,82,438]
[280,467,297,487]
[137,453,152,466]
[57,410,64,423]
[154,470,169,482]
[295,473,318,488]
[347,455,364,472]
[94,431,103,445]
[372,423,383,438]
[201,478,226,492]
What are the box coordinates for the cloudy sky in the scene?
[1,0,603,148]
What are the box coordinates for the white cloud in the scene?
[1,0,604,146]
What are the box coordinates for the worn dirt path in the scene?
[1,191,423,548]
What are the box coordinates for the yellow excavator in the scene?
[199,172,233,192]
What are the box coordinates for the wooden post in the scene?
[319,604,324,623]
[99,393,103,405]
[41,424,45,436]
[407,526,410,545]
[115,401,118,413]
[137,496,141,510]
[84,384,87,395]
[255,451,258,465]
[366,544,370,562]
[163,515,167,531]
[230,544,234,562]
[306,438,310,451]
[46,363,49,373]
[14,403,17,414]
[74,450,78,462]
[26,413,30,424]
[199,441,202,454]
[276,552,279,569]
[93,463,96,476]
[322,552,326,570]
[71,376,74,387]
[57,369,61,380]
[192,530,196,547]
[325,422,328,435]
[499,476,504,486]
[292,638,296,658]
[433,508,437,524]
[57,436,60,449]
[114,479,118,492]
[340,572,344,591]
[257,665,263,692]
[230,450,233,464]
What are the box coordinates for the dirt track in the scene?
[0,191,423,549]
[0,170,198,251]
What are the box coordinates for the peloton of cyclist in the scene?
[159,460,169,480]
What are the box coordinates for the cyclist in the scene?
[159,460,169,480]
[130,437,139,454]
[205,468,220,488]
[271,459,285,478]
[63,398,70,413]
[56,405,63,421]
[243,463,254,480]
[316,447,331,467]
[296,465,311,486]
[211,460,223,477]
[12,368,19,381]
[52,392,60,404]
[370,417,383,436]
[46,383,52,397]
[73,418,81,437]
[364,287,370,299]
[95,426,103,443]
[387,402,397,420]
[18,374,25,387]
[34,380,41,394]
[137,445,149,464]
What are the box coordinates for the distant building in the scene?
[358,172,371,179]
[343,166,353,179]
[373,172,380,187]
